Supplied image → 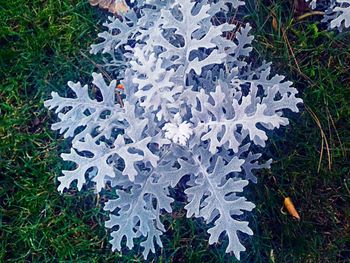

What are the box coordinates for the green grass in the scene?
[0,0,349,262]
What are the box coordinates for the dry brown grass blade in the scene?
[326,106,346,157]
[281,27,301,76]
[269,9,311,82]
[296,11,325,21]
[282,27,312,82]
[305,105,332,172]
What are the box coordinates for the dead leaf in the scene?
[283,197,301,220]
[272,16,278,32]
[89,0,129,15]
[116,84,124,90]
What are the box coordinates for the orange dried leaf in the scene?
[116,84,124,90]
[284,197,300,220]
[272,16,278,32]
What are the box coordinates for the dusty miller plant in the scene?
[305,0,350,31]
[45,0,302,260]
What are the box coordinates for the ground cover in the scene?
[0,0,349,262]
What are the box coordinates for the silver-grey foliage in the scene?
[45,0,302,260]
[306,0,350,31]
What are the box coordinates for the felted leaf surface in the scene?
[44,73,125,143]
[104,172,171,258]
[152,0,227,75]
[45,0,304,259]
[306,0,350,31]
[191,82,299,154]
[104,149,186,258]
[184,146,254,260]
[328,0,350,30]
[59,132,158,191]
[59,135,115,192]
[90,12,139,54]
[130,46,182,121]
